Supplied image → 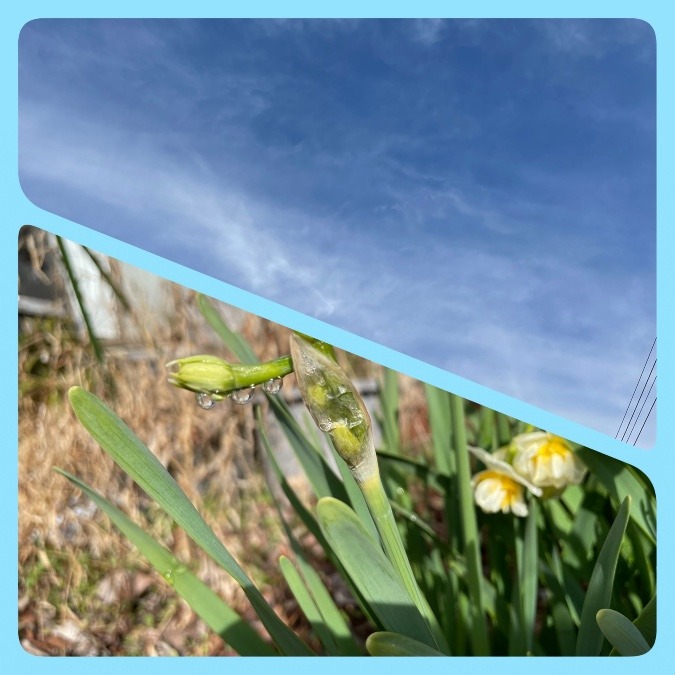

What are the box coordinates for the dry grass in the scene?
[18,285,309,656]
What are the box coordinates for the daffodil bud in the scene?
[511,432,587,492]
[167,351,294,403]
[167,355,236,400]
[290,333,376,482]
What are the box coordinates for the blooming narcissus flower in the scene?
[472,470,530,517]
[469,446,542,518]
[511,432,587,491]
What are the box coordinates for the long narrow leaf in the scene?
[425,385,453,475]
[56,237,104,363]
[632,595,656,650]
[197,293,256,364]
[597,609,650,656]
[332,450,379,541]
[378,369,400,452]
[366,632,445,656]
[317,497,443,651]
[82,246,131,311]
[576,496,631,655]
[280,556,341,655]
[293,554,361,656]
[450,394,489,655]
[521,500,539,654]
[54,468,275,656]
[68,387,313,656]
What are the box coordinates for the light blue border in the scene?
[3,1,671,670]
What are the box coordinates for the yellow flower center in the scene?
[535,436,570,460]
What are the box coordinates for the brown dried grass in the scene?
[18,288,303,656]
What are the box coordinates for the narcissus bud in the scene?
[167,355,236,400]
[290,333,376,482]
[167,353,293,401]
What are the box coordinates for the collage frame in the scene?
[4,1,673,671]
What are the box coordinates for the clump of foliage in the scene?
[57,294,656,656]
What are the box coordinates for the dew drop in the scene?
[396,486,405,496]
[230,386,256,405]
[318,417,349,432]
[196,392,216,410]
[326,384,348,400]
[262,377,283,395]
[409,514,418,522]
[164,569,174,586]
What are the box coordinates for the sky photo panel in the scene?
[18,18,656,444]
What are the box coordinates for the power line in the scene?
[634,398,656,446]
[626,374,656,445]
[615,337,656,439]
[620,358,656,443]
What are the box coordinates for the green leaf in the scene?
[561,487,601,571]
[424,385,453,476]
[332,450,379,542]
[280,556,342,655]
[54,468,275,656]
[576,448,655,543]
[197,293,257,364]
[450,394,489,655]
[521,500,539,654]
[633,595,656,649]
[539,554,579,655]
[366,632,445,656]
[257,425,363,656]
[68,386,313,656]
[292,554,361,656]
[576,496,631,655]
[597,609,651,656]
[56,237,104,363]
[317,497,442,650]
[82,245,132,311]
[378,369,400,453]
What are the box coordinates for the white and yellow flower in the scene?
[511,432,587,491]
[468,446,542,518]
[471,469,530,517]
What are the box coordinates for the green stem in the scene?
[359,470,450,654]
[230,355,294,389]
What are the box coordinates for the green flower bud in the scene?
[166,355,236,400]
[290,333,376,481]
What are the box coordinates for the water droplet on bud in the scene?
[262,377,283,395]
[231,386,256,405]
[196,392,217,410]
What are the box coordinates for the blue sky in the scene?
[18,19,657,445]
